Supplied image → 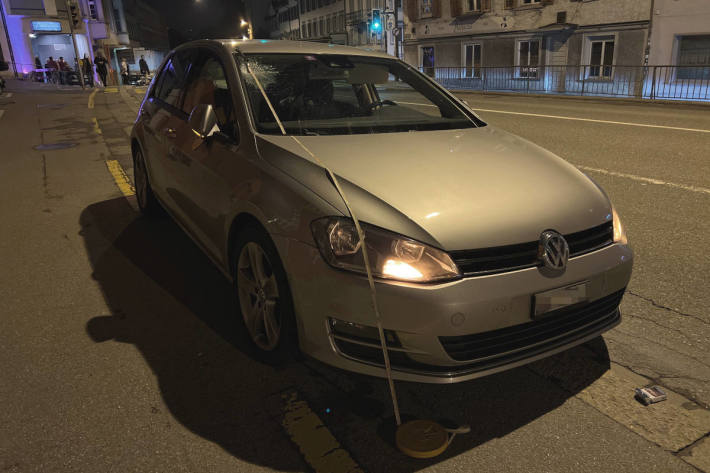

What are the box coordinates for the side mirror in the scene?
[188,104,218,140]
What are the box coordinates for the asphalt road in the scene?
[1,80,709,473]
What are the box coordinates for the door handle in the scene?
[163,127,176,139]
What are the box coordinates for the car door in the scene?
[140,50,196,212]
[169,47,245,262]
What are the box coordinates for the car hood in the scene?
[257,126,611,250]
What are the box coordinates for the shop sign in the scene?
[32,21,62,32]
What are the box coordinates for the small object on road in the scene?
[635,386,667,405]
[396,420,471,458]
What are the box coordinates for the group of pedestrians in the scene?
[32,52,148,88]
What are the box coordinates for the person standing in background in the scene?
[34,57,43,82]
[57,57,69,84]
[139,55,150,76]
[46,56,59,83]
[120,58,129,85]
[82,54,94,87]
[94,52,108,87]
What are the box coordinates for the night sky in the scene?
[145,0,246,44]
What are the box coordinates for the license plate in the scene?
[533,281,589,318]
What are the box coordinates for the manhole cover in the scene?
[34,142,78,151]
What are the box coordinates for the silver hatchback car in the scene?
[131,39,632,383]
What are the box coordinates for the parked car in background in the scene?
[130,40,633,383]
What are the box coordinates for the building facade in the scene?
[0,0,167,81]
[648,0,710,71]
[248,0,402,57]
[402,0,652,94]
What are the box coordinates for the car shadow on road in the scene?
[80,196,612,472]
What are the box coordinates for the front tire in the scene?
[132,147,161,217]
[231,224,298,364]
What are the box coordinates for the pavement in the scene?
[0,79,709,473]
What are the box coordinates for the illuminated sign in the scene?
[31,21,62,32]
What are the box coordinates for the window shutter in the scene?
[481,0,491,11]
[432,0,442,18]
[406,0,419,20]
[451,0,462,17]
[504,0,515,8]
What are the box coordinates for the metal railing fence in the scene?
[419,65,710,102]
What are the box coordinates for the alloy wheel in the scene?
[237,242,282,351]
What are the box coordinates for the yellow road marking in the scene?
[282,391,363,473]
[106,160,135,197]
[92,117,102,135]
[88,88,98,109]
[104,87,118,93]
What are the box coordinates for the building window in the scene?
[516,39,540,78]
[420,45,435,77]
[589,39,614,78]
[521,0,540,4]
[462,43,482,78]
[420,0,432,18]
[583,35,615,79]
[676,35,710,80]
[466,0,481,11]
[87,0,98,19]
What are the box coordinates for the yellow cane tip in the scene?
[396,419,449,459]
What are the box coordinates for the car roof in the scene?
[188,39,393,59]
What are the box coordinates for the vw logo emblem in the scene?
[539,230,569,270]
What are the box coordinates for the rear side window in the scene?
[153,51,196,109]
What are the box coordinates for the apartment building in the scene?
[0,0,166,80]
[248,0,400,56]
[402,0,651,93]
[267,0,300,40]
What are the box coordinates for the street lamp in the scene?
[240,18,253,39]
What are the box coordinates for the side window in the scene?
[182,51,238,141]
[153,51,195,109]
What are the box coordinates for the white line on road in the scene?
[577,165,710,195]
[399,101,710,194]
[472,108,710,134]
[397,101,710,133]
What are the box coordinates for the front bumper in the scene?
[277,236,633,384]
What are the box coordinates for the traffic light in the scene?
[371,9,382,32]
[69,1,80,29]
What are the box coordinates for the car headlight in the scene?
[612,206,627,245]
[311,217,460,283]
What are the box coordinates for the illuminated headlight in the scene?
[612,206,627,245]
[311,217,460,283]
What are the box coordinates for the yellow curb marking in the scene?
[282,391,363,473]
[88,88,98,109]
[92,117,102,135]
[106,160,135,197]
[104,87,118,93]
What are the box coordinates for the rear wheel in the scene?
[132,147,161,216]
[232,225,298,363]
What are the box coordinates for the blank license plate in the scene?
[533,281,589,318]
